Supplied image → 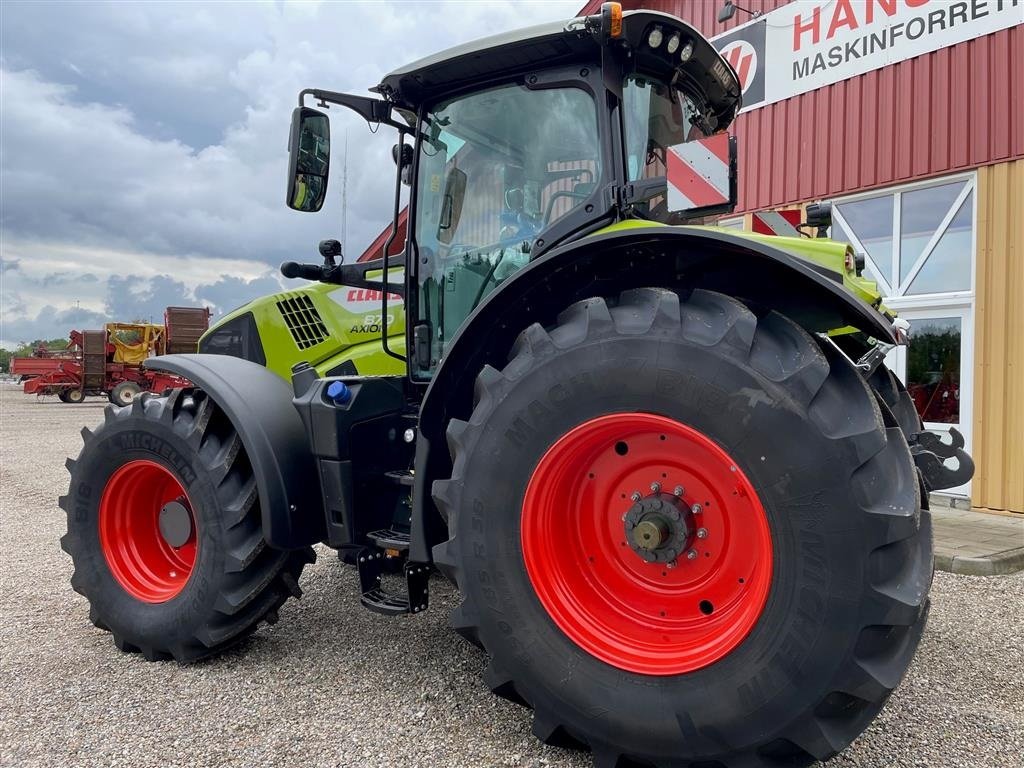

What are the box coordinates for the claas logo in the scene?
[345,289,402,304]
[329,282,404,314]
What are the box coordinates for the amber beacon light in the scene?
[601,2,623,38]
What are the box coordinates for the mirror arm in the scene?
[299,88,409,133]
[322,257,405,296]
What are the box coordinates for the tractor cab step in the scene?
[357,549,430,616]
[367,527,411,552]
[384,469,414,487]
[360,585,416,616]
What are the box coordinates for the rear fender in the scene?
[147,354,325,549]
[408,225,898,561]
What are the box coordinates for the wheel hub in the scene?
[99,459,198,603]
[158,499,194,548]
[623,494,694,563]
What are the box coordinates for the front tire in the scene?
[60,389,315,662]
[433,288,930,767]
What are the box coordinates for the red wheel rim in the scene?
[99,459,197,603]
[521,413,772,675]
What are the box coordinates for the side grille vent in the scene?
[276,294,330,350]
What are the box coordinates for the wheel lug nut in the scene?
[692,503,703,515]
[630,491,642,502]
[697,528,708,539]
[686,549,698,561]
[673,485,684,497]
[666,560,677,569]
[650,482,661,493]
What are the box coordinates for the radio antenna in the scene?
[341,129,349,255]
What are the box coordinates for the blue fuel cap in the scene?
[326,380,352,406]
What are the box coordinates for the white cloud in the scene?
[3,237,277,316]
[0,0,582,347]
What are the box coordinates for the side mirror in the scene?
[437,167,467,245]
[665,132,737,218]
[391,142,413,168]
[287,107,330,212]
[392,142,414,186]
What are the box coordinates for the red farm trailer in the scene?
[11,307,210,405]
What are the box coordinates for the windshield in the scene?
[413,82,600,377]
[622,74,706,221]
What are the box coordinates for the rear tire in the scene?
[60,389,315,662]
[109,381,142,406]
[433,288,930,767]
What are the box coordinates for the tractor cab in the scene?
[283,4,740,377]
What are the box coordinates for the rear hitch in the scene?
[909,427,975,491]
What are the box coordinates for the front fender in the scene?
[408,225,898,562]
[147,354,324,549]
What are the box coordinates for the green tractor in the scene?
[63,6,973,767]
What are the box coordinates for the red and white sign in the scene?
[751,209,802,237]
[666,133,732,212]
[713,0,1021,113]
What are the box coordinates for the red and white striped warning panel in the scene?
[666,133,731,213]
[751,209,802,237]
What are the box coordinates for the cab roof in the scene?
[374,10,741,132]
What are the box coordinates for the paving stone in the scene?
[932,506,1024,576]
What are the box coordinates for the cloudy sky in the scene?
[0,0,581,347]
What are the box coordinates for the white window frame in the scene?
[830,171,978,307]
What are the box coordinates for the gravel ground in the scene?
[1,384,1022,768]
